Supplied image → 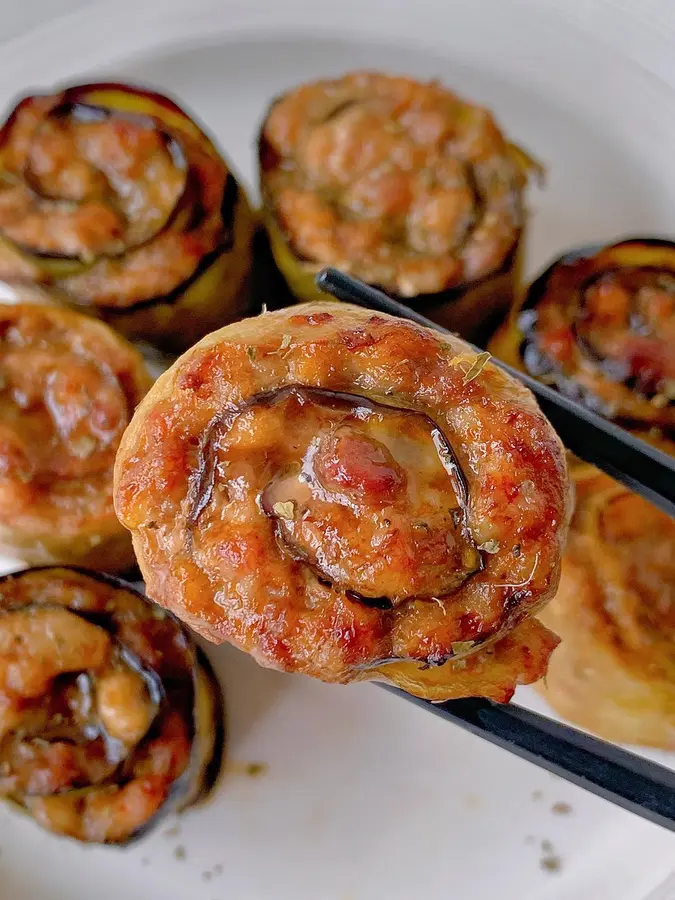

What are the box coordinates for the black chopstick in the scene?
[387,690,675,832]
[316,266,675,832]
[315,268,675,519]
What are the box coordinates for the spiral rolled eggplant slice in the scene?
[114,302,571,702]
[0,566,224,844]
[258,71,538,340]
[0,299,152,571]
[0,82,255,351]
[491,238,675,430]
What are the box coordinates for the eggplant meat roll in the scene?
[0,82,255,351]
[0,299,151,570]
[259,71,537,339]
[115,303,571,702]
[539,458,675,748]
[491,237,675,429]
[0,567,224,844]
[491,238,675,746]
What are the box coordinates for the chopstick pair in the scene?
[316,267,675,834]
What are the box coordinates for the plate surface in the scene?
[1,1,675,898]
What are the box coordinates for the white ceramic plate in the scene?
[2,1,675,897]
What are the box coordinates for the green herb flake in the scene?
[245,762,268,778]
[462,351,491,385]
[512,544,521,557]
[247,346,256,361]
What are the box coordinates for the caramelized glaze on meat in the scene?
[115,303,571,701]
[260,72,528,298]
[0,301,151,569]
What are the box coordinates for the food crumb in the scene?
[539,839,562,873]
[174,846,187,861]
[246,762,268,778]
[163,822,181,838]
[551,801,572,815]
[540,854,563,873]
[531,790,543,801]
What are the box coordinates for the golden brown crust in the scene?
[259,71,534,337]
[537,460,675,747]
[0,83,255,350]
[115,302,570,700]
[0,566,223,844]
[0,298,151,570]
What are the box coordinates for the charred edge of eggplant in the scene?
[519,236,675,316]
[0,565,226,845]
[187,647,226,806]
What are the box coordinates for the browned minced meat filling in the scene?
[261,71,526,296]
[196,388,481,608]
[0,89,229,308]
[0,568,198,844]
[0,304,148,538]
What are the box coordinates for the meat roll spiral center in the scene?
[191,387,480,608]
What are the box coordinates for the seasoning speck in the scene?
[173,845,186,861]
[451,640,474,656]
[272,501,295,520]
[202,872,213,883]
[245,762,268,778]
[478,539,500,554]
[213,864,223,876]
[540,854,562,873]
[70,436,97,460]
[512,544,521,557]
[247,346,256,361]
[551,801,572,815]
[163,822,181,838]
[462,351,491,385]
[532,790,543,801]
